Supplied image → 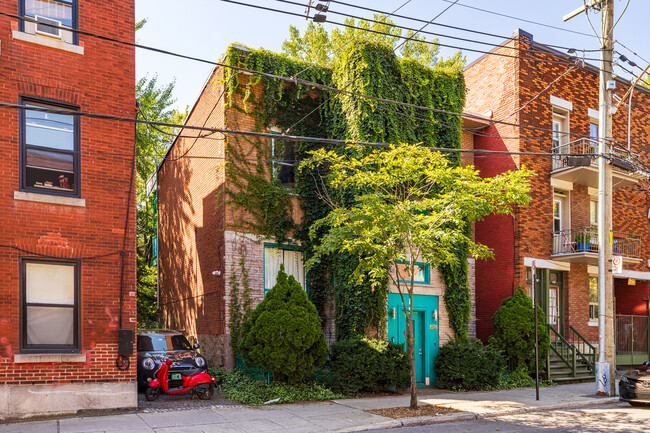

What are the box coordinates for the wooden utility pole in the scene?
[564,0,616,396]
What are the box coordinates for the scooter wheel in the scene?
[145,387,161,401]
[196,384,214,400]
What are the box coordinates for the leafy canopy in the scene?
[302,143,534,289]
[282,14,459,68]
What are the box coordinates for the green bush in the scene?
[239,266,328,382]
[495,367,555,390]
[221,368,344,405]
[329,338,410,394]
[488,288,550,373]
[435,339,505,391]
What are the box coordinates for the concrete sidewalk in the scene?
[0,383,620,433]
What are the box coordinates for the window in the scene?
[589,122,599,140]
[552,111,569,153]
[21,0,77,44]
[590,199,598,227]
[589,277,599,321]
[270,133,295,186]
[21,98,79,196]
[548,287,558,325]
[21,259,79,352]
[264,245,305,293]
[396,261,430,285]
[553,200,562,232]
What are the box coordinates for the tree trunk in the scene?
[407,293,418,409]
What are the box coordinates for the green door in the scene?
[388,294,439,387]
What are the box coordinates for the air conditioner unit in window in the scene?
[35,15,62,38]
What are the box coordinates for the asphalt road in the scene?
[363,403,650,433]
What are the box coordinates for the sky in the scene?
[134,0,650,112]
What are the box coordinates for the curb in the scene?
[336,397,621,432]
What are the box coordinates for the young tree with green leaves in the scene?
[301,143,533,409]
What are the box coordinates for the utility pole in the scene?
[564,0,616,396]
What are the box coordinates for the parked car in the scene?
[137,329,208,391]
[619,361,650,406]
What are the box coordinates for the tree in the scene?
[489,287,550,373]
[282,15,452,68]
[239,266,328,382]
[302,143,533,409]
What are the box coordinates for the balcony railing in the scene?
[552,138,640,172]
[552,226,641,258]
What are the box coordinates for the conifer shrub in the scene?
[328,338,410,394]
[488,287,550,373]
[435,338,505,391]
[239,267,327,382]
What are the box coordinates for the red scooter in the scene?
[145,357,217,401]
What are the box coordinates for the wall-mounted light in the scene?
[432,309,438,321]
[389,308,396,319]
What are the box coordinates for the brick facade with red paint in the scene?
[0,0,136,419]
[466,30,650,350]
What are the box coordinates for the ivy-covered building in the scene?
[157,43,485,386]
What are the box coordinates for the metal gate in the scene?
[616,314,649,366]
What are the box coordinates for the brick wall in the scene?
[466,32,650,344]
[0,0,136,416]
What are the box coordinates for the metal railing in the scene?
[567,326,595,371]
[548,325,576,375]
[552,226,641,258]
[552,138,640,172]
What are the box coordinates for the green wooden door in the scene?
[412,311,425,385]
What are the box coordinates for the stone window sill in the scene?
[588,321,598,327]
[15,191,86,207]
[14,353,86,364]
[12,30,84,55]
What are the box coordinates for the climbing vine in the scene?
[222,41,471,341]
[228,241,253,361]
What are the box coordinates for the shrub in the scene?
[488,287,550,373]
[329,338,410,394]
[435,339,505,391]
[239,266,328,382]
[221,368,344,405]
[495,367,555,390]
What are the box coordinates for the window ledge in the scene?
[14,353,86,364]
[15,191,86,207]
[12,30,83,55]
[588,321,598,327]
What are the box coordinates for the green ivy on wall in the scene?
[222,41,471,342]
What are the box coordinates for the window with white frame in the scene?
[553,199,562,232]
[21,259,79,352]
[548,286,558,325]
[552,110,569,153]
[589,276,599,322]
[264,245,305,293]
[590,199,598,227]
[21,0,77,44]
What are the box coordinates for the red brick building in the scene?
[467,29,650,367]
[0,0,136,419]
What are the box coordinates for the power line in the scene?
[327,0,605,54]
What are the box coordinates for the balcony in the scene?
[551,138,644,189]
[551,226,642,265]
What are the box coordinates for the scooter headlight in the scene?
[142,357,156,370]
[195,356,206,368]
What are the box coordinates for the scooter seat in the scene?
[179,368,203,377]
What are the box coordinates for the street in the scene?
[364,403,650,433]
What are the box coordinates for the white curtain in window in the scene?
[26,306,74,345]
[264,247,305,290]
[26,262,74,304]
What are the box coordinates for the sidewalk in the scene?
[0,383,620,433]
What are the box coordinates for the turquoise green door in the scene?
[388,294,439,387]
[412,311,425,383]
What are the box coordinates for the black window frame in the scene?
[20,96,81,198]
[19,0,79,45]
[19,258,81,353]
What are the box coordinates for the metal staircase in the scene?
[547,325,596,383]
